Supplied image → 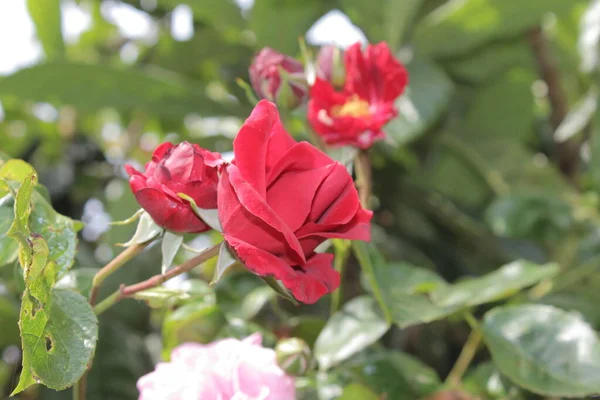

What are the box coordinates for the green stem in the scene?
[93,243,221,315]
[88,242,149,306]
[352,242,392,324]
[73,377,85,400]
[354,150,372,208]
[330,240,351,315]
[446,314,483,387]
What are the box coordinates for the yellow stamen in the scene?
[331,95,371,118]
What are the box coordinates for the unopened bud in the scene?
[275,337,312,376]
[249,48,308,110]
[317,45,345,89]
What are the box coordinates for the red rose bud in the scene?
[125,142,224,233]
[316,45,345,89]
[275,338,312,376]
[249,48,308,110]
[308,42,408,149]
[218,100,372,304]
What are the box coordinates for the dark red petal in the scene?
[163,208,209,233]
[128,174,147,193]
[266,142,335,184]
[133,187,177,227]
[151,142,174,162]
[227,165,306,264]
[368,42,408,103]
[297,207,372,245]
[233,100,277,197]
[266,163,335,232]
[343,42,371,100]
[280,253,340,304]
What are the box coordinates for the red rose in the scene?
[307,42,408,149]
[125,142,223,233]
[249,48,307,110]
[218,100,372,304]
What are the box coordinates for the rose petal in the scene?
[280,253,340,304]
[266,142,337,184]
[227,165,306,264]
[267,163,335,232]
[233,100,277,197]
[163,142,195,181]
[265,117,297,172]
[151,142,174,162]
[308,163,359,225]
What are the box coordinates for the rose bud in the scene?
[275,337,312,376]
[218,100,372,304]
[125,142,223,233]
[308,41,408,149]
[249,47,308,110]
[316,45,345,89]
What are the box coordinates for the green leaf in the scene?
[227,286,274,320]
[119,211,162,247]
[0,197,18,266]
[387,59,453,146]
[349,350,441,398]
[55,268,98,298]
[482,304,600,397]
[314,296,390,370]
[555,87,598,142]
[19,289,98,391]
[486,194,573,243]
[431,261,559,308]
[463,361,524,398]
[0,62,238,119]
[162,303,226,358]
[161,231,184,274]
[132,287,192,308]
[26,0,64,60]
[0,159,38,184]
[414,0,579,58]
[366,255,458,328]
[352,242,392,323]
[249,0,327,54]
[7,173,36,250]
[339,384,380,400]
[579,0,600,72]
[157,0,244,33]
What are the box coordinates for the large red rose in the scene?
[218,100,372,304]
[307,42,408,149]
[249,47,307,110]
[125,142,223,233]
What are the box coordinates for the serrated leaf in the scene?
[178,193,223,232]
[0,159,37,184]
[315,296,390,370]
[211,241,237,285]
[7,173,36,250]
[119,211,162,247]
[26,0,64,60]
[161,231,184,274]
[386,59,453,146]
[431,261,559,308]
[482,304,600,397]
[0,62,238,119]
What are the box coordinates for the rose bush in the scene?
[308,42,408,148]
[125,142,223,233]
[218,100,372,304]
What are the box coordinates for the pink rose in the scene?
[137,334,296,400]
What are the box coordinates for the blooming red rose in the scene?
[249,48,307,110]
[125,142,223,233]
[218,100,372,304]
[307,42,408,149]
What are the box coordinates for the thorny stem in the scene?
[446,313,483,387]
[355,150,372,208]
[94,243,220,315]
[88,242,149,306]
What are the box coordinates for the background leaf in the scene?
[482,304,600,397]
